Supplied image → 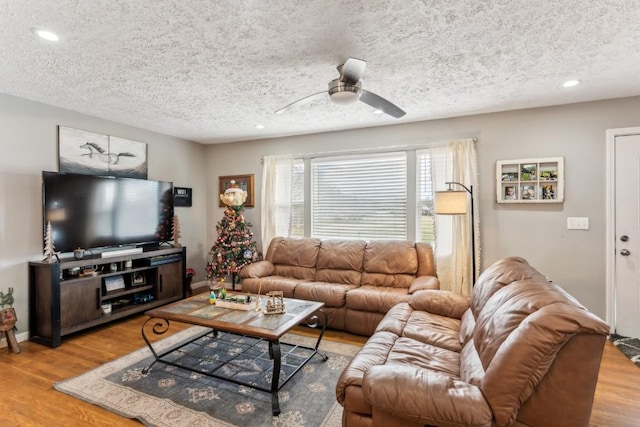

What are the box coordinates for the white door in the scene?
[612,132,640,337]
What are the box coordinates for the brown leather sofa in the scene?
[239,237,439,336]
[336,256,610,427]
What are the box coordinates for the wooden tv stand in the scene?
[28,246,186,348]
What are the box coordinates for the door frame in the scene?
[606,126,640,333]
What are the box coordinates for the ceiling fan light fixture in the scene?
[275,58,405,118]
[328,79,361,105]
[330,91,359,105]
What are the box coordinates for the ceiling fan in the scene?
[275,57,406,119]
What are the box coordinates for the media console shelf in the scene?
[28,246,186,348]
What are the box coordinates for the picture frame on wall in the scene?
[218,174,255,207]
[58,126,148,179]
[496,157,564,203]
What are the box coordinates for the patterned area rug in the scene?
[55,326,361,426]
[610,333,640,368]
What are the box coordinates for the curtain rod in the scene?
[261,137,478,163]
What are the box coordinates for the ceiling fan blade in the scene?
[359,89,406,118]
[341,57,367,83]
[275,91,329,114]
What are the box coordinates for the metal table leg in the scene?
[269,340,282,415]
[141,317,171,373]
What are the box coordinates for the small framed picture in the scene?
[520,164,537,181]
[501,172,518,181]
[132,272,146,286]
[104,275,126,292]
[521,185,536,200]
[541,183,556,200]
[503,185,517,200]
[218,174,255,207]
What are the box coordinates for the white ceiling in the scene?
[1,1,639,144]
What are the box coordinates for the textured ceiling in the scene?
[1,1,639,144]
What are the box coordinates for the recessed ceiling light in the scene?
[35,29,59,42]
[255,124,265,129]
[563,80,580,88]
[373,109,384,115]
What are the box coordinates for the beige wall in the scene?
[207,96,640,319]
[0,93,208,337]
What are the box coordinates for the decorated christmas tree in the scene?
[206,181,257,289]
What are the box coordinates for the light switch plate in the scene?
[567,217,589,230]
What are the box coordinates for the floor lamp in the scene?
[434,181,476,284]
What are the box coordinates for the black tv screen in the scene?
[42,171,174,253]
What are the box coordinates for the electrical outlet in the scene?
[567,217,589,230]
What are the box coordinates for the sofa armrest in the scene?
[239,260,275,278]
[408,276,440,293]
[363,365,492,427]
[409,290,470,319]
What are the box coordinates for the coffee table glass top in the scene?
[145,293,324,340]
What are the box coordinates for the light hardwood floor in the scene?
[0,315,638,426]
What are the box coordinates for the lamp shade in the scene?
[434,190,468,215]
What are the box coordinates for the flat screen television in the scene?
[42,171,174,253]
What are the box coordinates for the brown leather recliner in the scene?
[336,256,610,427]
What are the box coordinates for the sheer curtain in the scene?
[430,139,479,296]
[261,155,294,253]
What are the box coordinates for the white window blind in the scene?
[416,149,436,243]
[289,158,305,237]
[311,152,407,240]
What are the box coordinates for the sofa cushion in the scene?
[408,289,470,319]
[314,239,367,285]
[376,302,462,353]
[293,282,356,308]
[249,276,304,298]
[273,264,315,281]
[346,286,411,314]
[361,240,418,288]
[401,311,462,353]
[387,337,460,378]
[267,237,321,280]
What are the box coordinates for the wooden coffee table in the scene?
[142,292,327,415]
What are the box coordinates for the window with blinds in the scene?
[310,152,408,240]
[417,149,436,244]
[289,158,305,237]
